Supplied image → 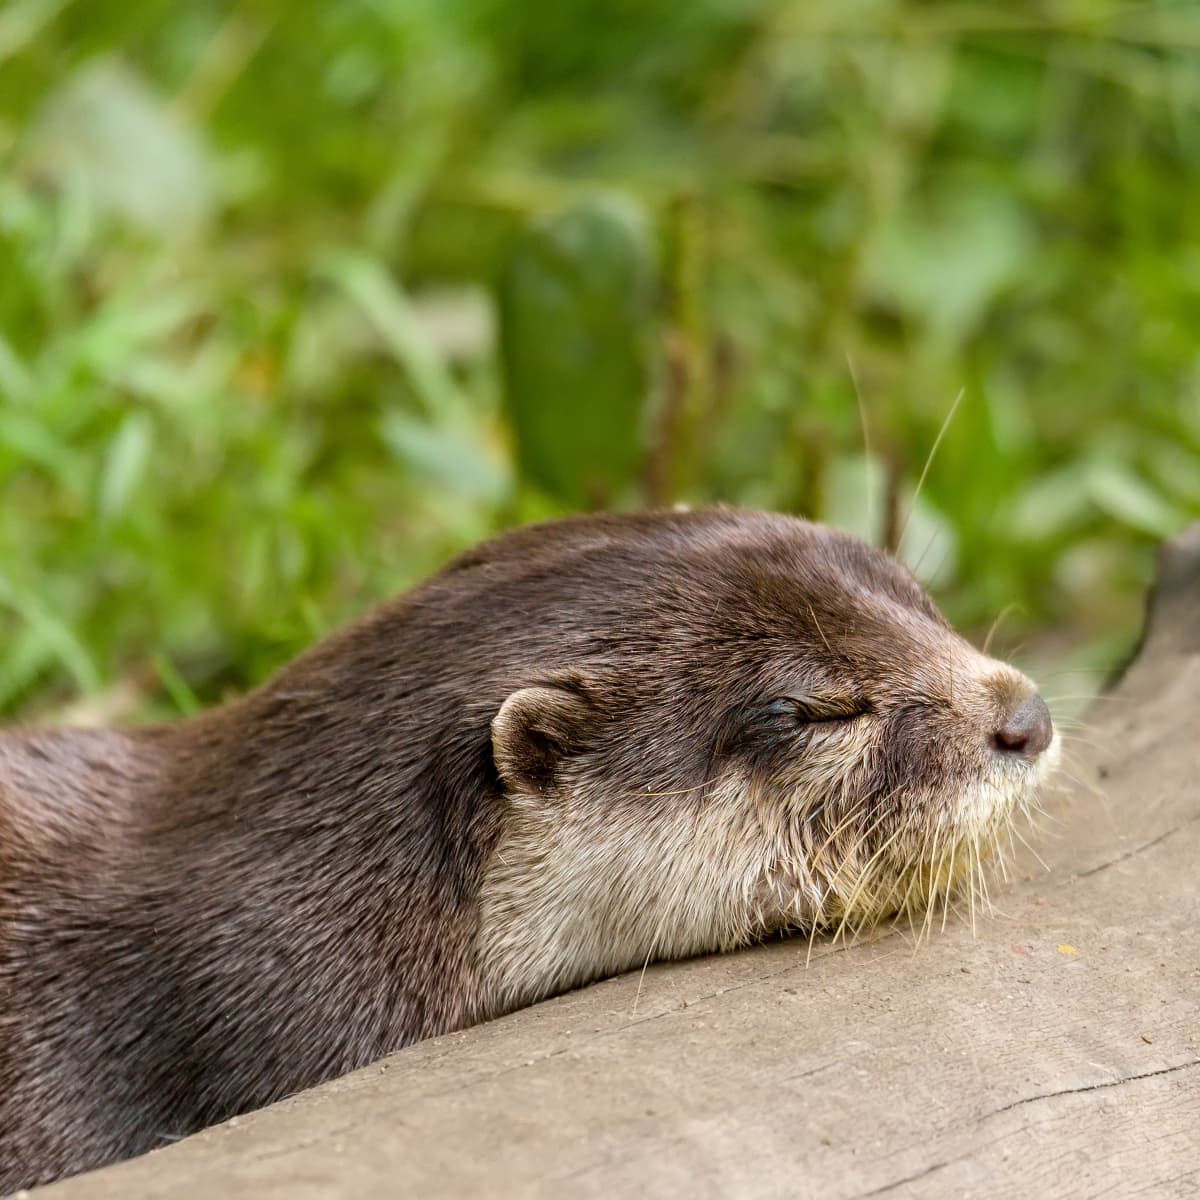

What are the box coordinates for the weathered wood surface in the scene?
[37,525,1200,1200]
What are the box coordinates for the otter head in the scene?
[472,510,1057,1015]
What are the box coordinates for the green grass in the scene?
[1,0,1198,720]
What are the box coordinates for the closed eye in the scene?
[719,694,871,760]
[768,695,871,724]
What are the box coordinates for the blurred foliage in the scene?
[1,0,1199,720]
[499,197,654,508]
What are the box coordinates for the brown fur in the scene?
[0,509,1055,1190]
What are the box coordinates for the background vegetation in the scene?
[2,0,1199,721]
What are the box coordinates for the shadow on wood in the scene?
[37,524,1200,1200]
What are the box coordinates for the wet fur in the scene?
[0,509,1054,1190]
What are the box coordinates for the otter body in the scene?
[0,510,1056,1190]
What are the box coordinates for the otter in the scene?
[0,509,1057,1191]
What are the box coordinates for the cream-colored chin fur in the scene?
[473,739,1053,1020]
[474,774,806,1018]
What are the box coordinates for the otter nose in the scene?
[993,695,1054,758]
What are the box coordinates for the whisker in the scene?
[940,836,958,934]
[807,603,833,655]
[982,602,1024,656]
[620,778,716,801]
[841,825,905,946]
[846,352,875,546]
[828,811,891,949]
[1010,825,1052,873]
[897,386,964,555]
[916,825,943,954]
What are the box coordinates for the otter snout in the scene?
[992,694,1054,759]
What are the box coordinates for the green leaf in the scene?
[0,582,100,697]
[380,410,508,504]
[152,651,201,716]
[0,408,89,488]
[823,453,887,545]
[1008,464,1093,543]
[0,332,32,401]
[1087,461,1183,538]
[497,195,656,507]
[898,495,959,589]
[322,251,469,421]
[28,58,214,236]
[865,181,1033,346]
[99,410,153,522]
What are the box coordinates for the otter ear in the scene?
[492,683,597,797]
